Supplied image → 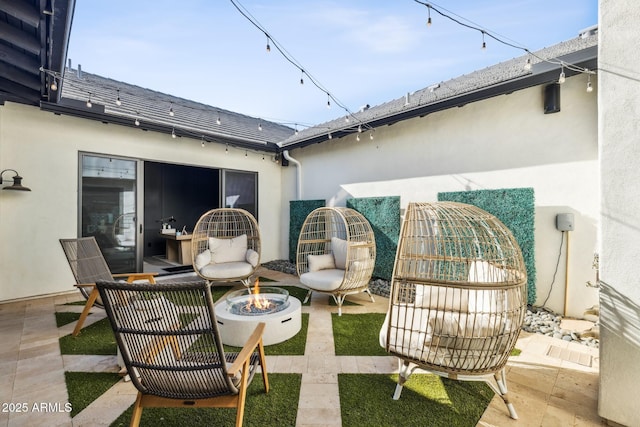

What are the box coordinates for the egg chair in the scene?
[191,208,261,287]
[296,207,376,315]
[379,202,527,419]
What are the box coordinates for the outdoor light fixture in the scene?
[1,169,31,191]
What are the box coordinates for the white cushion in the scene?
[245,249,259,267]
[308,254,336,272]
[199,261,253,279]
[194,250,212,270]
[209,234,247,263]
[331,237,348,269]
[300,269,345,291]
[415,284,468,311]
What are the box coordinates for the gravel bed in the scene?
[262,260,599,348]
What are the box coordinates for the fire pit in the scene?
[215,284,302,346]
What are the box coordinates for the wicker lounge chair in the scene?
[191,208,261,287]
[96,280,268,427]
[379,202,527,419]
[296,207,376,315]
[59,237,157,337]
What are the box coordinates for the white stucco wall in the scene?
[598,0,640,424]
[282,75,599,318]
[0,102,284,302]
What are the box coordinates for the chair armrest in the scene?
[113,272,158,283]
[227,322,265,376]
[74,282,96,288]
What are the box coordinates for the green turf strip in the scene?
[65,371,121,417]
[332,313,388,356]
[339,373,493,427]
[110,373,301,427]
[55,311,84,327]
[59,317,117,355]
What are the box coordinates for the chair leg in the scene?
[332,295,346,316]
[235,359,250,427]
[484,368,518,420]
[364,288,375,302]
[73,287,99,337]
[393,360,415,400]
[303,290,312,304]
[129,392,144,427]
[258,338,270,393]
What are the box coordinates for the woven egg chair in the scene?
[296,207,376,315]
[379,202,527,419]
[191,208,261,287]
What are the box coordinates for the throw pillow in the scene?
[308,253,336,272]
[209,234,248,263]
[331,237,348,269]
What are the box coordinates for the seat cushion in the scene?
[300,269,345,291]
[199,261,253,279]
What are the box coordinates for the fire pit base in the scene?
[215,295,302,346]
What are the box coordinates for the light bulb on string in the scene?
[216,115,221,125]
[558,64,566,84]
[345,116,350,123]
[300,70,304,85]
[262,154,265,161]
[524,57,532,71]
[169,103,174,116]
[427,6,432,26]
[225,144,229,154]
[245,150,248,158]
[115,89,122,106]
[481,31,486,50]
[326,94,331,108]
[266,35,271,52]
[328,132,332,140]
[258,122,262,131]
[294,125,299,135]
[586,72,593,93]
[201,136,205,148]
[356,133,360,142]
[50,78,57,91]
[358,124,362,133]
[369,132,374,140]
[171,128,176,139]
[86,93,92,108]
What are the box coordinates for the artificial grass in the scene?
[65,371,121,417]
[276,285,311,306]
[339,373,493,427]
[55,311,84,327]
[59,317,117,355]
[225,313,309,355]
[332,313,388,356]
[109,373,301,427]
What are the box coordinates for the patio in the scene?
[0,267,602,427]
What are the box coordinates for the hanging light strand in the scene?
[413,1,596,76]
[229,0,373,132]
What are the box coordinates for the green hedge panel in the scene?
[438,188,536,305]
[289,199,325,261]
[347,196,400,281]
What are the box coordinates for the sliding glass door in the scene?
[222,169,258,219]
[79,154,142,273]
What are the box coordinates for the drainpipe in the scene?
[282,150,302,200]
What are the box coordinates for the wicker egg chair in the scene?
[379,202,527,419]
[296,207,376,315]
[191,208,261,287]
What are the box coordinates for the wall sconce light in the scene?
[1,169,31,191]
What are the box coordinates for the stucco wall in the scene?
[0,103,284,302]
[598,0,640,424]
[282,75,599,318]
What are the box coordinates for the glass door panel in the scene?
[80,154,139,273]
[223,170,258,219]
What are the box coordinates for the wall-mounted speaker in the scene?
[544,83,561,114]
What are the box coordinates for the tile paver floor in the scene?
[0,267,605,426]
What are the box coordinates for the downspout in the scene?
[282,150,302,200]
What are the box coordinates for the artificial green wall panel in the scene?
[289,199,325,261]
[347,196,400,281]
[438,188,536,305]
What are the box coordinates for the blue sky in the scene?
[67,1,597,128]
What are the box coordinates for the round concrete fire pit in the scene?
[214,286,302,346]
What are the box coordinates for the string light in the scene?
[258,122,262,131]
[413,1,596,79]
[50,78,58,91]
[328,132,333,139]
[86,93,92,108]
[201,136,205,147]
[524,57,532,71]
[300,70,305,85]
[586,70,593,92]
[115,89,122,106]
[225,144,229,154]
[427,5,432,26]
[169,102,174,116]
[558,64,566,84]
[481,31,486,50]
[370,132,374,140]
[358,124,362,133]
[326,93,331,108]
[245,150,248,157]
[266,35,271,52]
[356,133,360,142]
[134,113,140,126]
[171,127,176,138]
[216,115,221,125]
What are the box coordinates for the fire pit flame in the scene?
[226,279,290,316]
